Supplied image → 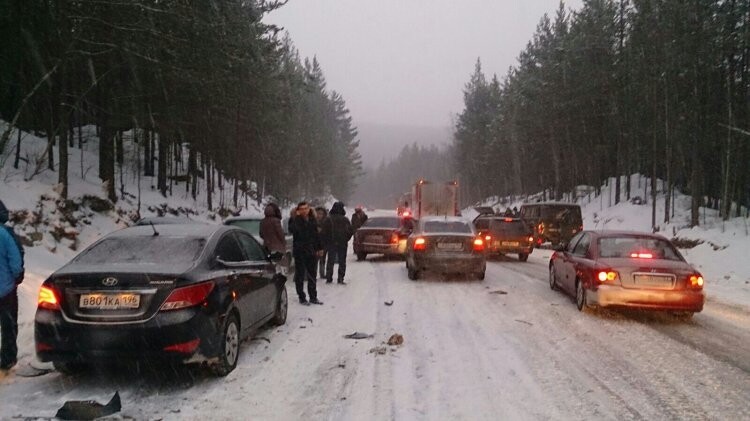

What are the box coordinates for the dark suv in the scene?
[519,203,582,246]
[474,216,535,261]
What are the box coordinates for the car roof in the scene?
[521,202,580,207]
[421,216,470,223]
[110,223,232,238]
[135,216,200,225]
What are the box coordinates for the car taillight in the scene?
[163,338,201,353]
[597,271,619,283]
[38,285,60,311]
[473,238,485,252]
[485,235,492,242]
[414,237,426,251]
[688,274,704,289]
[528,236,534,243]
[391,233,399,244]
[161,282,215,311]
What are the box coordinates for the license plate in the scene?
[633,275,674,288]
[437,242,463,251]
[501,241,519,246]
[365,235,382,243]
[79,293,140,310]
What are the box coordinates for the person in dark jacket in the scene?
[259,203,286,254]
[0,200,23,372]
[314,207,328,279]
[321,202,354,284]
[351,205,368,231]
[289,202,324,305]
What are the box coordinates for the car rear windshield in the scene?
[75,236,207,266]
[598,236,683,261]
[423,221,472,233]
[364,217,400,229]
[489,220,529,235]
[225,219,261,235]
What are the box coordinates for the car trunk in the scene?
[423,234,475,254]
[51,264,185,323]
[356,228,398,245]
[598,258,692,291]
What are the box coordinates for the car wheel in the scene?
[272,287,288,326]
[575,279,589,312]
[53,361,87,375]
[477,270,486,281]
[518,253,529,262]
[407,265,419,280]
[549,265,559,291]
[212,312,240,377]
[356,252,367,261]
[672,311,694,321]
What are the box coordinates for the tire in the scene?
[549,265,559,291]
[518,253,529,262]
[672,311,694,321]
[407,264,419,281]
[477,270,486,281]
[272,287,288,326]
[356,252,367,261]
[575,279,590,312]
[53,361,87,375]
[211,312,240,377]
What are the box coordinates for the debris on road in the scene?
[514,319,533,326]
[56,391,121,420]
[369,346,387,355]
[15,362,54,378]
[489,290,508,295]
[344,332,374,339]
[384,300,394,306]
[387,333,404,346]
[252,337,271,343]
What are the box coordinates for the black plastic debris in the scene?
[343,332,374,339]
[384,300,394,306]
[55,391,121,420]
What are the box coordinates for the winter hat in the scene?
[0,200,8,223]
[330,201,346,216]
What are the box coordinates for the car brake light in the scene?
[630,252,653,259]
[38,286,60,311]
[688,275,704,289]
[161,282,215,311]
[485,235,491,241]
[597,271,619,283]
[504,217,513,222]
[528,236,534,243]
[163,338,201,353]
[414,237,426,251]
[473,238,485,252]
[391,233,399,244]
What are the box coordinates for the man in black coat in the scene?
[289,202,324,305]
[321,202,354,284]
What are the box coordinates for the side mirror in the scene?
[268,251,284,262]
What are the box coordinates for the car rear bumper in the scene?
[35,307,223,364]
[413,254,486,274]
[587,285,705,312]
[354,242,402,255]
[488,245,533,254]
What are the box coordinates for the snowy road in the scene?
[1,250,749,420]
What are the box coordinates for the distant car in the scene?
[35,224,288,376]
[405,217,486,280]
[135,216,200,226]
[477,217,535,261]
[549,231,705,317]
[224,216,293,271]
[353,216,407,261]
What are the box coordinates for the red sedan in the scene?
[549,231,705,317]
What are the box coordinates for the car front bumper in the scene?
[35,307,224,364]
[587,285,705,312]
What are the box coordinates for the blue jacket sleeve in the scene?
[0,228,22,279]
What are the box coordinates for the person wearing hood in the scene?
[351,205,368,231]
[289,202,324,305]
[259,203,286,254]
[0,200,23,372]
[321,201,354,284]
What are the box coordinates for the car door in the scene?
[555,232,584,294]
[214,233,254,327]
[566,233,592,293]
[236,231,278,323]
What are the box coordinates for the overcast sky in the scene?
[267,0,583,130]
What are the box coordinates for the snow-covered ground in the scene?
[1,125,748,418]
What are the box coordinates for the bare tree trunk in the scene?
[58,118,68,199]
[157,133,168,197]
[13,128,21,169]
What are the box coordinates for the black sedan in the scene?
[405,217,486,280]
[35,224,288,376]
[549,230,705,317]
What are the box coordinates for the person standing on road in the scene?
[321,202,354,284]
[0,200,23,372]
[351,205,368,231]
[289,202,324,305]
[259,203,286,254]
[314,206,328,279]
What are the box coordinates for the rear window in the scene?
[598,236,683,261]
[423,221,472,233]
[76,236,206,266]
[364,217,400,229]
[474,218,490,230]
[225,219,262,235]
[489,220,529,235]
